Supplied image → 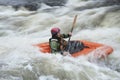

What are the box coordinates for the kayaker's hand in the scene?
[68,32,72,37]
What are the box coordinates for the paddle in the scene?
[64,15,78,54]
[61,15,78,56]
[68,15,78,44]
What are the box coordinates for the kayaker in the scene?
[49,27,85,55]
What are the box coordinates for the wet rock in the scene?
[24,3,40,11]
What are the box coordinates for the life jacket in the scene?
[49,37,67,53]
[49,38,60,52]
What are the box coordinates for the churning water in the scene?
[0,0,120,80]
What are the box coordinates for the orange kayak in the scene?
[34,40,113,58]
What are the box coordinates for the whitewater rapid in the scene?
[0,0,120,80]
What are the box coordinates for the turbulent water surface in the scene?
[0,0,120,80]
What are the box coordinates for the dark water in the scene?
[0,0,67,11]
[0,0,120,11]
[75,0,120,11]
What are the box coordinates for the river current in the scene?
[0,0,120,80]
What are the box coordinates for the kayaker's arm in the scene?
[60,33,71,38]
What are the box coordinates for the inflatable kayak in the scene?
[34,40,113,58]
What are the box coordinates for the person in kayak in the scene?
[49,27,85,55]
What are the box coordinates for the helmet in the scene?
[51,27,60,35]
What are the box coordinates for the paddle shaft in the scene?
[68,15,78,43]
[61,15,78,54]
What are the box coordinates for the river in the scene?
[0,0,120,80]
